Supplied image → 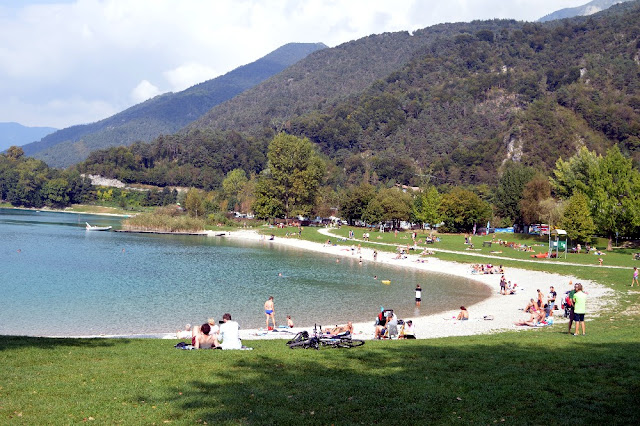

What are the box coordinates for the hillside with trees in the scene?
[79,1,640,188]
[21,43,326,168]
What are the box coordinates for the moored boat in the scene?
[85,222,112,231]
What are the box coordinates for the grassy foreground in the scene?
[2,324,639,424]
[2,226,640,423]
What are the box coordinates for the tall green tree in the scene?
[439,188,491,233]
[42,178,70,208]
[591,146,640,250]
[520,174,552,225]
[340,183,376,224]
[374,188,413,229]
[413,185,442,229]
[560,192,595,244]
[552,146,640,250]
[550,146,599,199]
[494,163,535,225]
[222,168,248,211]
[253,133,326,219]
[184,189,204,218]
[252,177,284,220]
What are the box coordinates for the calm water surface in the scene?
[0,209,490,336]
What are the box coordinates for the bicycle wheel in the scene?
[318,338,340,348]
[335,338,365,348]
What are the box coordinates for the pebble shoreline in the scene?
[209,230,613,341]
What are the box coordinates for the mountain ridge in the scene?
[0,122,57,152]
[23,42,326,168]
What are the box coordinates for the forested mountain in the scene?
[187,20,524,136]
[21,42,326,168]
[78,1,640,191]
[0,122,56,151]
[538,0,634,22]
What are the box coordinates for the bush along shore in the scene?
[121,211,205,233]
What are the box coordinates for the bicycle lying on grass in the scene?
[286,324,365,350]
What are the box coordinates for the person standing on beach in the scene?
[566,282,577,334]
[264,296,276,329]
[572,283,587,336]
[632,267,639,287]
[415,285,422,306]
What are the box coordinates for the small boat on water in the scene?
[86,222,112,231]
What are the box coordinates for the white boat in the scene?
[86,222,112,231]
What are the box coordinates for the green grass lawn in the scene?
[2,325,639,424]
[2,225,640,423]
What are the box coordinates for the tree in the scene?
[413,185,441,229]
[591,146,640,250]
[520,174,551,225]
[253,133,326,219]
[439,188,491,233]
[375,188,413,229]
[560,192,595,244]
[42,178,70,208]
[6,146,24,160]
[184,189,204,218]
[222,168,248,211]
[553,146,640,250]
[550,146,599,199]
[494,163,535,225]
[252,176,284,220]
[340,183,376,224]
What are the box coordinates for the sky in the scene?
[0,0,588,129]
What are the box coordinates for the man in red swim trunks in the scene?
[264,296,276,329]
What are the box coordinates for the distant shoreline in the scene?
[2,205,131,217]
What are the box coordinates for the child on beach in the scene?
[286,315,294,328]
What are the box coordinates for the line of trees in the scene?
[5,133,640,247]
[0,147,177,210]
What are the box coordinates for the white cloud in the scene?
[131,80,161,104]
[164,63,220,93]
[0,0,588,128]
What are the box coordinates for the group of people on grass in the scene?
[177,313,243,350]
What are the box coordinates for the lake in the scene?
[0,208,490,337]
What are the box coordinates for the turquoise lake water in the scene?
[0,208,490,337]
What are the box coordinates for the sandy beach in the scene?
[184,228,614,342]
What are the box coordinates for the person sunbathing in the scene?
[326,321,353,335]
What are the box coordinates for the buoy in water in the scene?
[381,280,391,285]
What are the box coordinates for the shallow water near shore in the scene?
[1,208,490,336]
